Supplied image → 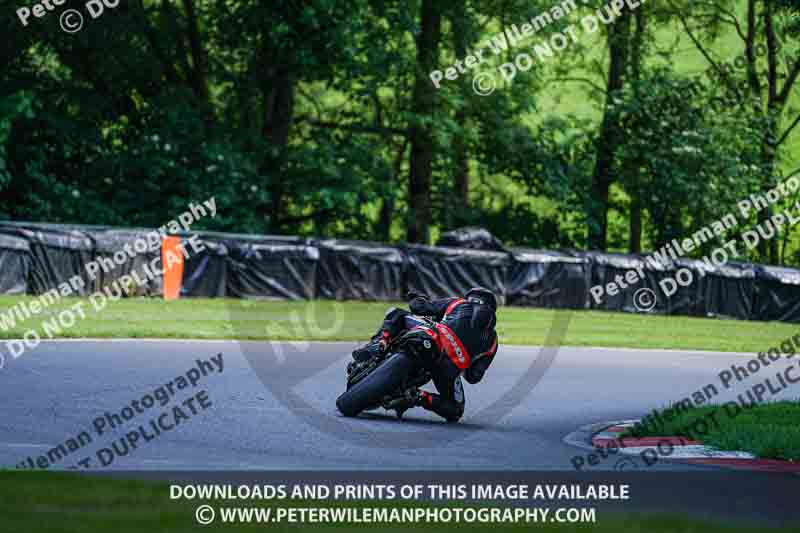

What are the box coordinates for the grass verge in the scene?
[0,295,797,353]
[624,401,800,461]
[1,471,795,532]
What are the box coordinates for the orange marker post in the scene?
[162,236,184,300]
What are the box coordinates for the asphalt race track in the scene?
[1,340,798,470]
[1,340,799,523]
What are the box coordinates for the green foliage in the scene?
[610,68,765,251]
[0,92,35,198]
[2,0,799,262]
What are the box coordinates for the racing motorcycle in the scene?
[336,320,434,420]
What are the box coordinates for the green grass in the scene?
[624,401,800,461]
[1,472,798,532]
[0,295,797,353]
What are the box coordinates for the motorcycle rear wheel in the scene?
[336,352,416,417]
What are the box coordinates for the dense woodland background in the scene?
[1,0,799,264]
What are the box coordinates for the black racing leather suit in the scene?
[380,294,499,422]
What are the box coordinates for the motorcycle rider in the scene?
[351,287,499,422]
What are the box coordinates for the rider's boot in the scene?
[391,388,463,423]
[386,388,427,419]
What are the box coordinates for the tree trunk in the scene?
[756,2,781,264]
[627,7,645,254]
[378,140,409,242]
[587,8,631,251]
[628,201,642,253]
[757,122,780,264]
[453,111,470,213]
[180,0,212,121]
[261,66,296,233]
[407,0,442,244]
[378,196,394,242]
[650,202,682,251]
[452,12,471,213]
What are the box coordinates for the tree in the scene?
[626,5,648,254]
[671,0,800,263]
[407,0,443,243]
[587,3,633,251]
[612,69,763,252]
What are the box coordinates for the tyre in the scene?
[336,352,416,417]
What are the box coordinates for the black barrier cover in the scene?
[4,220,800,323]
[700,261,755,321]
[92,229,162,296]
[0,233,30,295]
[225,235,318,300]
[181,236,228,298]
[753,265,800,323]
[659,258,706,317]
[633,255,676,316]
[586,252,669,314]
[405,244,511,304]
[508,249,589,309]
[672,259,755,320]
[437,226,506,252]
[0,223,95,296]
[317,239,404,301]
[585,252,752,318]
